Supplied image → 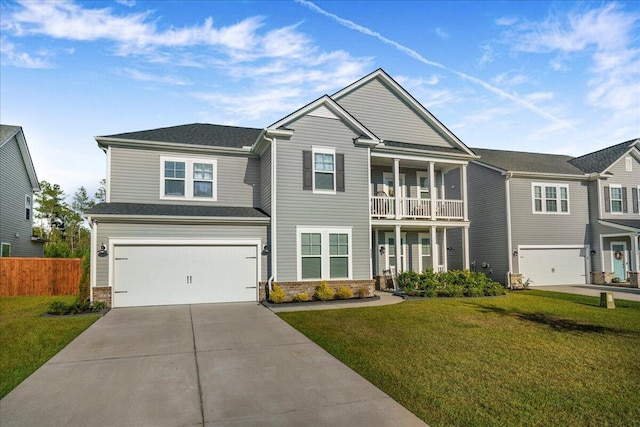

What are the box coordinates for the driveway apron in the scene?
[0,302,426,427]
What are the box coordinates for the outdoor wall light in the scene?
[262,245,271,255]
[513,250,518,256]
[447,246,453,251]
[590,249,596,256]
[379,246,385,255]
[97,243,108,257]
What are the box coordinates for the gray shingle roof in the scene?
[100,123,263,149]
[569,138,640,173]
[86,203,269,219]
[471,147,585,175]
[0,124,20,144]
[600,219,640,231]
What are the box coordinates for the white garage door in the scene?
[518,247,587,286]
[113,245,258,307]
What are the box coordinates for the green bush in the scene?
[335,286,353,300]
[47,301,68,315]
[269,284,286,304]
[396,270,506,298]
[47,298,106,315]
[314,281,335,301]
[293,293,310,302]
[357,287,370,299]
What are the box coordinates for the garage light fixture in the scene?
[262,245,270,255]
[98,243,109,257]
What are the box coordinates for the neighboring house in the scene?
[468,138,639,286]
[85,69,477,307]
[0,125,44,258]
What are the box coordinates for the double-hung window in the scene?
[610,185,623,213]
[1,242,10,257]
[532,183,569,214]
[298,227,352,280]
[313,147,335,192]
[25,195,32,220]
[161,157,217,200]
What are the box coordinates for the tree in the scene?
[34,181,68,240]
[94,179,106,203]
[72,186,95,215]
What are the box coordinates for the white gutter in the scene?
[264,133,278,281]
[85,214,270,224]
[89,217,97,302]
[505,173,513,286]
[96,137,256,156]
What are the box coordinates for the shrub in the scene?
[314,281,335,301]
[269,284,286,303]
[357,287,370,299]
[335,286,353,300]
[293,293,310,302]
[48,301,68,315]
[395,270,506,298]
[47,298,106,315]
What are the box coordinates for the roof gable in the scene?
[0,124,40,190]
[98,123,263,149]
[569,138,640,173]
[332,69,475,157]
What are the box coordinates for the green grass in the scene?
[0,296,100,398]
[279,291,640,427]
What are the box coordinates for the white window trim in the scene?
[25,194,32,221]
[1,242,10,257]
[296,226,352,281]
[160,156,217,201]
[382,172,406,197]
[416,171,430,199]
[625,156,633,172]
[609,184,623,214]
[531,182,570,215]
[637,185,640,215]
[312,146,336,194]
[418,232,431,272]
[384,232,407,271]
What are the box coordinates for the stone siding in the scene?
[259,279,374,302]
[93,286,112,307]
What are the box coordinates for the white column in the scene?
[463,226,470,270]
[632,234,639,272]
[461,164,468,221]
[429,161,436,219]
[89,219,97,302]
[431,225,439,271]
[394,224,402,273]
[393,158,401,219]
[442,229,448,271]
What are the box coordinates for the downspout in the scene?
[89,217,97,302]
[505,173,513,287]
[264,135,277,282]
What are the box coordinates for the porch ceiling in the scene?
[370,156,460,171]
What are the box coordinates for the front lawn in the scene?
[0,296,100,398]
[279,291,640,427]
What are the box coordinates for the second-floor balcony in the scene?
[371,196,464,220]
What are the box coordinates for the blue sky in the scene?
[1,0,639,198]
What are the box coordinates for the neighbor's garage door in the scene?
[518,247,587,286]
[113,245,257,307]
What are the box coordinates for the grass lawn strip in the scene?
[0,296,100,398]
[278,291,640,427]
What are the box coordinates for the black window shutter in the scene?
[336,153,345,192]
[622,187,628,213]
[604,186,610,213]
[633,188,639,214]
[303,151,312,190]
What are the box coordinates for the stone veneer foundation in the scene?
[259,280,375,302]
[92,286,112,307]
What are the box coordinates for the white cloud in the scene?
[496,16,519,26]
[121,68,191,86]
[476,44,494,67]
[434,27,449,39]
[115,0,136,7]
[0,37,50,68]
[525,92,554,102]
[492,72,528,86]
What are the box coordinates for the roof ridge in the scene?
[471,147,575,158]
[570,138,639,161]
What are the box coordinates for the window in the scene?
[532,183,569,214]
[25,195,32,220]
[313,147,335,192]
[625,156,633,172]
[637,186,640,214]
[416,172,429,199]
[160,157,217,200]
[610,185,623,213]
[1,243,10,257]
[297,227,352,280]
[418,233,431,273]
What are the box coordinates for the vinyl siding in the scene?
[274,115,370,281]
[109,146,260,207]
[587,181,602,272]
[600,154,640,220]
[94,222,268,287]
[259,146,271,215]
[335,78,451,147]
[467,163,509,283]
[0,136,42,257]
[444,169,463,270]
[371,166,445,198]
[509,177,590,273]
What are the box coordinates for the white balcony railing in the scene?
[371,196,464,220]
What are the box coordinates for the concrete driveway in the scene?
[0,303,426,427]
[533,284,640,302]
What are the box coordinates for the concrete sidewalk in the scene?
[534,284,640,302]
[0,302,426,427]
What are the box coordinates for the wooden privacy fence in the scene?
[0,258,81,297]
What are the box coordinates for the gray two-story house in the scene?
[86,69,477,307]
[468,138,639,286]
[0,125,44,258]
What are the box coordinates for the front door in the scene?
[385,233,407,271]
[611,242,627,281]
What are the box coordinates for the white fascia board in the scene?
[88,214,270,225]
[268,95,380,142]
[371,151,469,165]
[354,137,379,147]
[95,137,256,157]
[506,171,590,181]
[8,128,40,191]
[598,220,640,233]
[332,69,475,157]
[375,144,478,160]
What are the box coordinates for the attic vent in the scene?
[625,156,633,172]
